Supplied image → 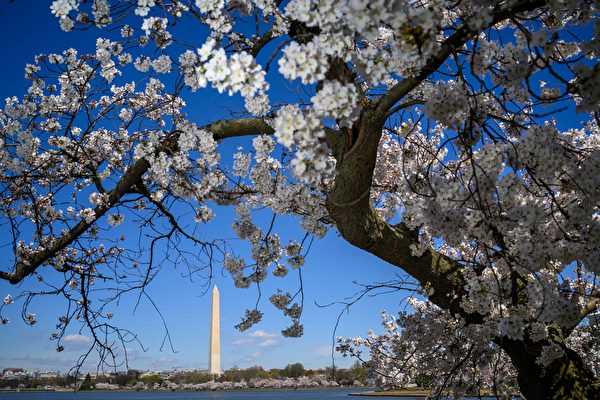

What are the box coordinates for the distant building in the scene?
[38,371,60,379]
[88,372,111,379]
[2,368,27,380]
[158,371,171,379]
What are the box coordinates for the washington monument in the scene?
[209,285,221,376]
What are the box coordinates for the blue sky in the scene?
[0,1,409,373]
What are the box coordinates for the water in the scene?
[0,389,506,399]
[0,389,380,400]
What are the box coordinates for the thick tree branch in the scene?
[497,332,600,400]
[251,30,274,58]
[326,114,472,319]
[579,298,600,322]
[208,118,273,140]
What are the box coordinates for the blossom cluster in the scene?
[179,39,268,98]
[244,94,270,117]
[194,0,233,33]
[234,309,263,332]
[423,81,470,129]
[311,81,360,128]
[278,33,353,85]
[273,105,334,184]
[338,304,520,398]
[140,17,172,48]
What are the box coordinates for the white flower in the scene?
[59,17,74,31]
[191,44,267,96]
[152,55,172,73]
[530,30,548,47]
[204,56,231,83]
[92,0,112,27]
[235,309,263,332]
[151,189,165,202]
[288,254,304,269]
[252,135,275,162]
[311,81,360,127]
[3,294,13,305]
[89,192,107,206]
[273,105,334,183]
[50,0,78,19]
[197,39,216,62]
[121,25,133,38]
[245,94,270,117]
[223,255,245,275]
[498,315,525,341]
[79,208,96,224]
[529,322,548,342]
[141,16,167,36]
[281,322,303,337]
[134,56,152,72]
[135,0,155,16]
[119,108,133,121]
[232,151,251,177]
[273,264,288,277]
[107,213,124,227]
[194,205,215,223]
[423,81,470,128]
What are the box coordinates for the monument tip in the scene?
[212,284,219,293]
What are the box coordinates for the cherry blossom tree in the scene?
[1,0,599,398]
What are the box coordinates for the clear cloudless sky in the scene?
[0,1,411,374]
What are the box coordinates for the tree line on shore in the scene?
[0,362,369,391]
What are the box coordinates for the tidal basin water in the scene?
[0,390,504,400]
[0,389,372,400]
[0,389,506,400]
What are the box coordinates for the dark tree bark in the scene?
[499,335,600,400]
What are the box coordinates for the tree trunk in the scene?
[498,337,600,400]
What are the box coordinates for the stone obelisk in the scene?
[208,285,221,376]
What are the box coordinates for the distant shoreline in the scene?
[0,387,372,394]
[7,386,371,393]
